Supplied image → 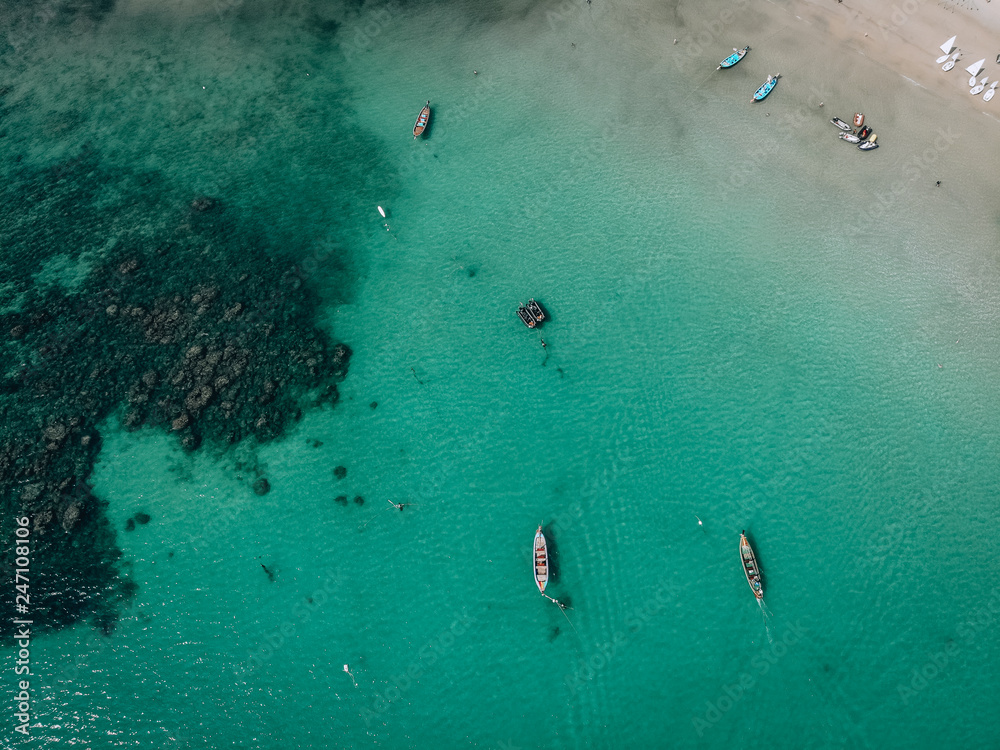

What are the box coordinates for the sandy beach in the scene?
[792,0,1000,114]
[655,0,1000,116]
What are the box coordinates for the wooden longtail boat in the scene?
[752,74,779,102]
[534,526,549,594]
[413,101,431,139]
[740,531,763,600]
[718,46,750,70]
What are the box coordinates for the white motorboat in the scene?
[830,117,852,131]
[984,82,998,102]
[858,133,878,151]
[839,132,861,143]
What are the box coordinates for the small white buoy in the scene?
[377,206,386,218]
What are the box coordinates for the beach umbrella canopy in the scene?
[966,58,986,76]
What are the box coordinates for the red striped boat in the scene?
[413,101,431,139]
[534,526,549,594]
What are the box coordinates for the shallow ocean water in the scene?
[4,0,1000,747]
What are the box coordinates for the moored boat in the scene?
[534,526,549,594]
[718,45,750,69]
[857,124,872,140]
[853,112,865,127]
[517,305,537,328]
[740,531,763,600]
[413,101,431,139]
[526,298,546,323]
[752,74,779,101]
[984,81,998,102]
[830,117,852,131]
[839,132,861,143]
[858,133,878,150]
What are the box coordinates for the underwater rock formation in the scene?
[0,147,351,636]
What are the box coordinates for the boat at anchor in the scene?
[534,526,549,594]
[858,133,879,151]
[830,117,852,131]
[718,46,750,69]
[752,74,779,102]
[740,531,763,600]
[525,299,546,323]
[413,101,431,138]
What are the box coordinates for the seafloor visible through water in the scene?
[2,0,1000,747]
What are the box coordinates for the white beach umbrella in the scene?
[936,36,957,63]
[966,58,986,85]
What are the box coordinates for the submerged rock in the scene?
[134,512,151,525]
[0,145,352,637]
[253,477,271,496]
[334,466,347,480]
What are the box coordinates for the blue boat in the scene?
[752,74,780,102]
[717,46,750,70]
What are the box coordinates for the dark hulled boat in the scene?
[517,306,537,328]
[526,298,546,323]
[740,531,763,600]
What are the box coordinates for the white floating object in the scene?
[939,35,957,55]
[377,206,386,218]
[984,82,998,102]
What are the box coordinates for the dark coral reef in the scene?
[0,147,350,635]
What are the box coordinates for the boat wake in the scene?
[758,598,774,644]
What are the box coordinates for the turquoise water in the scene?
[5,0,1000,747]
